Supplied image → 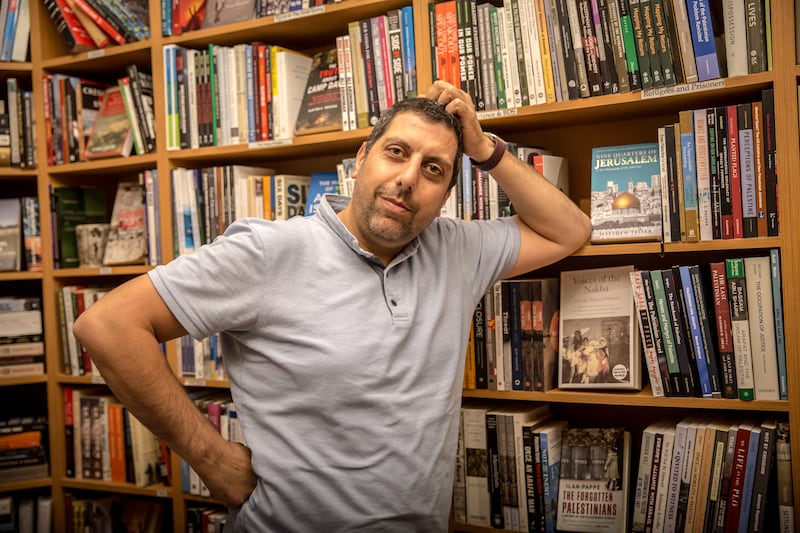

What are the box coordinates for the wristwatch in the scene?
[470,132,507,171]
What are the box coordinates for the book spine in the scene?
[726,104,743,239]
[725,258,755,400]
[595,0,619,93]
[686,0,721,80]
[761,88,778,236]
[738,102,757,238]
[565,0,591,97]
[641,0,663,87]
[751,100,768,237]
[630,0,652,89]
[688,265,722,397]
[630,270,665,397]
[745,0,767,73]
[706,108,722,239]
[577,0,603,96]
[400,6,417,98]
[649,269,686,395]
[661,268,698,395]
[769,249,788,400]
[694,109,713,240]
[603,0,630,93]
[743,256,779,400]
[679,109,699,241]
[554,0,581,99]
[677,265,712,397]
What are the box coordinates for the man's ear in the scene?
[352,142,367,179]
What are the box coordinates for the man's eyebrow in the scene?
[381,136,451,166]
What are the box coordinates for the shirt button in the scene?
[390,299,398,306]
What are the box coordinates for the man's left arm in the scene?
[426,81,592,277]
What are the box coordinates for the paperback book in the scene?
[557,427,631,532]
[82,86,133,160]
[102,181,146,266]
[559,265,641,390]
[589,143,662,243]
[294,48,342,136]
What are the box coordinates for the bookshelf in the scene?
[0,0,796,530]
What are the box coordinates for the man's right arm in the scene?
[72,274,256,506]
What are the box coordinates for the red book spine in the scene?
[726,104,743,239]
[70,0,125,45]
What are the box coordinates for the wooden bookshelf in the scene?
[1,0,797,530]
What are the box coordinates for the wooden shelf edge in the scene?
[0,270,43,281]
[0,476,52,492]
[0,374,47,386]
[59,478,173,498]
[51,265,153,278]
[461,387,789,412]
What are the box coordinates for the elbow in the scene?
[72,306,103,357]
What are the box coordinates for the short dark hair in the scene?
[363,98,464,188]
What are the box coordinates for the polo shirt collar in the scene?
[318,194,421,267]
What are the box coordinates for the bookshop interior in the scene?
[1,0,799,532]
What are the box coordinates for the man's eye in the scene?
[387,146,404,157]
[425,164,444,176]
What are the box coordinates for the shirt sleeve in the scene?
[148,219,270,339]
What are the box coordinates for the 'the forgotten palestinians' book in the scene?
[590,143,662,243]
[557,427,631,532]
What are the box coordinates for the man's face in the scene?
[346,112,456,260]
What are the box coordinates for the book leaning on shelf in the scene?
[558,265,641,390]
[102,181,146,266]
[294,48,342,136]
[556,427,631,532]
[82,86,133,160]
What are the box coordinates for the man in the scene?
[74,80,591,531]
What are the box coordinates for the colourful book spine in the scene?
[684,0,720,80]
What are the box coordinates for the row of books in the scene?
[0,196,40,273]
[63,386,167,487]
[42,64,156,166]
[43,0,149,53]
[464,252,786,402]
[589,90,778,244]
[62,493,166,533]
[0,415,49,484]
[0,296,44,378]
[0,493,52,533]
[0,0,30,62]
[430,0,769,113]
[632,252,787,401]
[164,0,344,37]
[50,172,159,271]
[186,505,228,533]
[169,166,317,255]
[454,404,793,533]
[443,146,569,223]
[162,42,312,148]
[161,5,418,147]
[631,415,792,533]
[0,77,35,168]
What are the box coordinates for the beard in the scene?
[351,183,422,245]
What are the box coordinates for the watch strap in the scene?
[470,133,506,171]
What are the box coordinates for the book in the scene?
[102,181,146,266]
[558,265,641,390]
[726,258,755,401]
[460,401,493,525]
[0,197,21,271]
[201,0,255,29]
[44,0,96,53]
[82,86,133,160]
[776,420,795,533]
[556,427,631,532]
[743,256,779,400]
[50,185,107,269]
[304,170,338,217]
[21,196,41,272]
[272,174,311,220]
[294,48,342,136]
[685,0,721,80]
[629,269,666,397]
[589,143,662,243]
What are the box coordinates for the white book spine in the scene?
[744,256,780,400]
[694,109,713,241]
[722,0,748,77]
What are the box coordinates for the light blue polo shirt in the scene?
[149,194,520,532]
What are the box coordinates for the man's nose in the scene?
[396,160,421,192]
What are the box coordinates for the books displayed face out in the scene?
[294,48,342,136]
[82,86,133,160]
[589,143,662,243]
[558,265,641,391]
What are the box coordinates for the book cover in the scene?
[304,170,339,217]
[557,427,631,532]
[272,174,310,220]
[559,265,641,390]
[21,196,41,272]
[102,181,146,266]
[201,0,255,29]
[82,86,133,160]
[294,48,342,136]
[0,197,21,271]
[590,143,662,243]
[776,420,795,532]
[743,256,779,400]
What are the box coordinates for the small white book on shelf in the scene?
[103,182,146,266]
[558,265,641,390]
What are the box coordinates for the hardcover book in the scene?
[556,427,631,532]
[558,265,641,390]
[82,86,133,160]
[294,48,342,136]
[102,181,146,266]
[589,143,662,243]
